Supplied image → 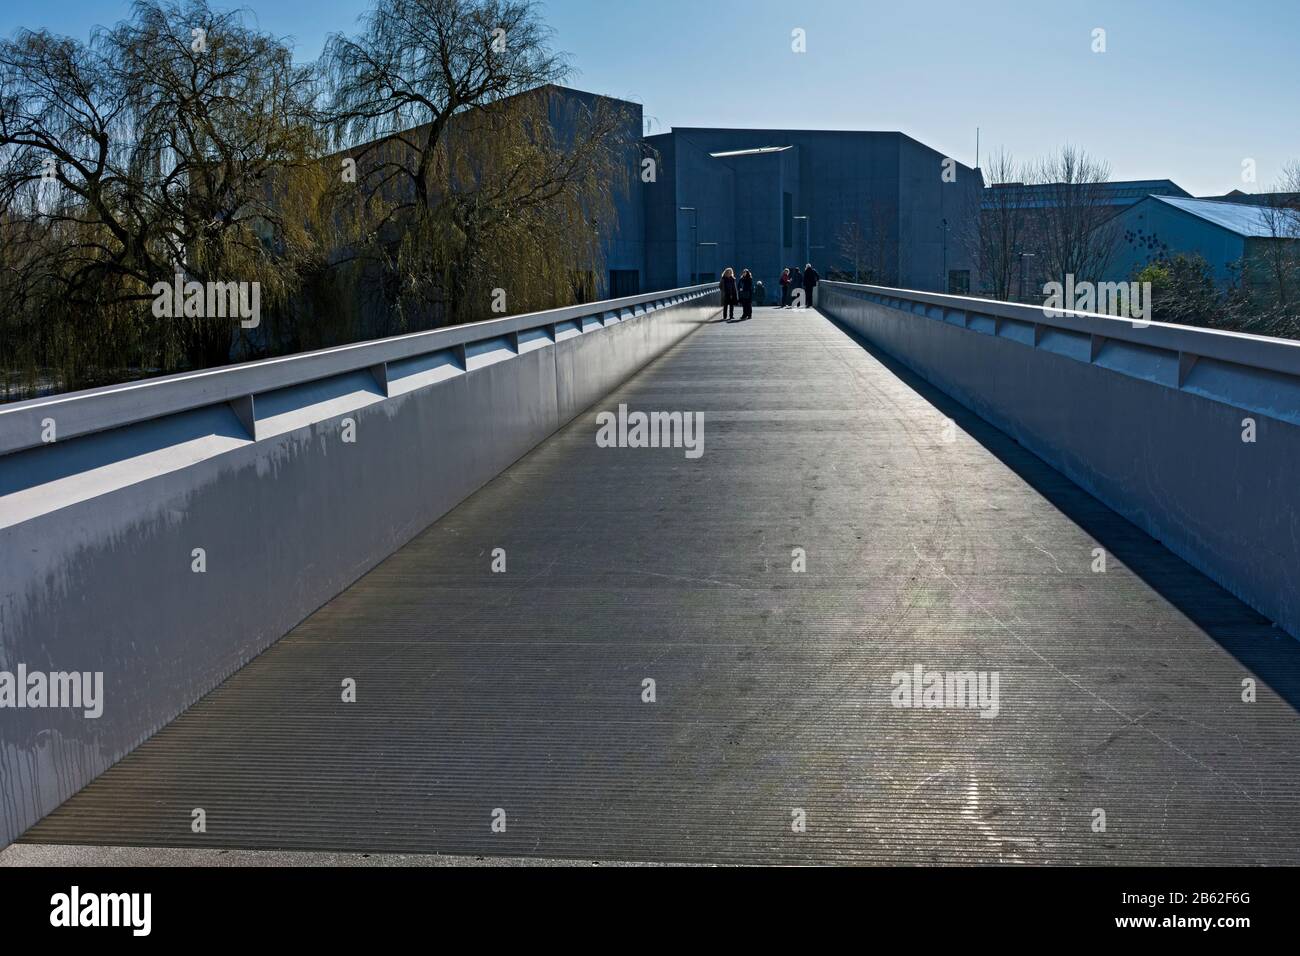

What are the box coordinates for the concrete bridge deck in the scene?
[19,306,1300,864]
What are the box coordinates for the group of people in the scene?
[719,263,819,321]
[719,268,753,321]
[779,264,819,309]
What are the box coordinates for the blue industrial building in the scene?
[980,179,1193,297]
[1107,195,1300,286]
[547,87,982,300]
[529,93,1300,306]
[641,126,981,298]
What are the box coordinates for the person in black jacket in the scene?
[802,263,820,308]
[789,264,804,307]
[738,268,754,320]
[720,267,738,321]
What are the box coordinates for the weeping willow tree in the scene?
[322,0,636,334]
[105,0,337,367]
[0,0,335,395]
[2,0,640,397]
[378,90,633,328]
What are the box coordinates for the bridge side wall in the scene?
[820,282,1300,643]
[0,289,718,849]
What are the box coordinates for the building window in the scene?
[783,192,793,248]
[608,269,640,298]
[947,270,970,295]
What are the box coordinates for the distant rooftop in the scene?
[1200,189,1300,207]
[1149,195,1299,238]
[983,179,1190,209]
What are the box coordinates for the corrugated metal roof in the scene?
[1153,195,1300,238]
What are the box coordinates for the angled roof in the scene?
[1150,195,1299,238]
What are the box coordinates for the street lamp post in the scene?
[679,206,698,284]
[940,217,949,292]
[1018,251,1036,302]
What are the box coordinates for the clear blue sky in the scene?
[5,0,1297,196]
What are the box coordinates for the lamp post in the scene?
[939,217,949,292]
[679,206,698,284]
[1018,251,1036,302]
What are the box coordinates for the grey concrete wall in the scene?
[721,147,793,295]
[648,129,980,293]
[543,87,646,294]
[819,281,1300,641]
[897,134,981,292]
[673,134,737,282]
[0,286,718,849]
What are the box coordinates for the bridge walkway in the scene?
[21,306,1300,864]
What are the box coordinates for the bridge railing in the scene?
[0,282,719,850]
[0,285,716,456]
[819,280,1300,641]
[820,281,1300,424]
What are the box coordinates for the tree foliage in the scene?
[966,149,1027,300]
[1133,254,1221,327]
[0,1,332,390]
[1,0,636,398]
[1023,145,1118,288]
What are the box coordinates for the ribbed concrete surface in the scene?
[23,307,1300,864]
[0,843,650,867]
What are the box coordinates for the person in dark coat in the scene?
[789,265,804,308]
[738,268,754,320]
[720,267,738,321]
[802,263,820,308]
[779,268,792,308]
